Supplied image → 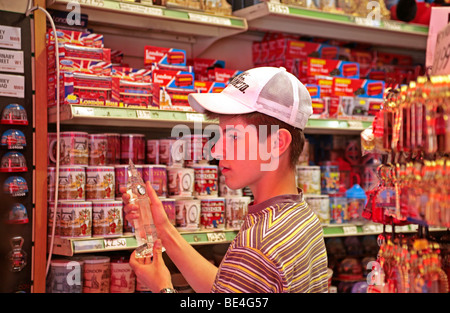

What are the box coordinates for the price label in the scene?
[186,113,204,122]
[353,17,381,28]
[119,3,163,16]
[343,225,358,235]
[104,238,127,249]
[267,3,290,15]
[383,21,402,31]
[188,13,231,26]
[207,232,226,242]
[73,0,104,7]
[74,106,95,116]
[348,120,363,129]
[432,23,450,75]
[136,110,153,119]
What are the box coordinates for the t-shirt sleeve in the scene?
[211,246,285,293]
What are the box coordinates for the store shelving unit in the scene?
[234,2,428,50]
[48,104,373,133]
[50,223,446,256]
[43,1,435,264]
[46,0,248,56]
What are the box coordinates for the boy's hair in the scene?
[205,110,305,169]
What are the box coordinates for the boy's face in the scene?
[210,116,279,190]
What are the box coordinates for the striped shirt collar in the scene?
[248,189,304,215]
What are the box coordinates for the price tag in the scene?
[383,21,402,31]
[186,113,204,122]
[136,110,153,119]
[73,0,104,7]
[353,17,381,28]
[343,225,358,235]
[119,3,163,16]
[104,238,128,249]
[267,3,290,15]
[188,13,231,26]
[74,106,95,116]
[348,120,363,129]
[432,23,450,75]
[207,232,226,242]
[73,239,103,252]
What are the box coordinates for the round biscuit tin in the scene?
[82,256,110,293]
[47,259,84,293]
[173,197,200,231]
[110,257,136,293]
[57,166,86,201]
[146,139,159,164]
[142,164,167,197]
[225,196,251,229]
[58,201,92,238]
[167,167,194,197]
[191,165,218,197]
[160,198,176,226]
[199,197,225,230]
[296,165,321,195]
[92,200,123,237]
[85,166,115,200]
[159,138,184,167]
[114,164,129,197]
[304,194,330,224]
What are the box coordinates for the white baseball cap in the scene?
[188,67,312,130]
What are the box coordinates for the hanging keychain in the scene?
[7,236,27,272]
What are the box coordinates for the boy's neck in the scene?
[250,167,298,205]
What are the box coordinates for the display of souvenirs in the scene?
[6,203,29,224]
[3,176,28,197]
[1,129,26,149]
[0,151,27,172]
[0,104,28,125]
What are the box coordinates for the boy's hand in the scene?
[129,239,173,293]
[121,181,170,234]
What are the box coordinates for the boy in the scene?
[123,67,329,293]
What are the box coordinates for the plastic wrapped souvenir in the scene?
[0,151,27,172]
[1,104,28,125]
[1,129,26,149]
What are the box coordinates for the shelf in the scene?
[46,0,248,56]
[50,224,447,256]
[50,229,239,256]
[48,104,215,128]
[48,104,372,133]
[234,3,429,50]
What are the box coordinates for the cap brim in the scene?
[188,92,255,115]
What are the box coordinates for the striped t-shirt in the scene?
[211,192,329,293]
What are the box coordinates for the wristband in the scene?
[159,287,177,293]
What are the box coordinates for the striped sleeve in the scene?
[211,246,284,293]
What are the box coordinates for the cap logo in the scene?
[229,72,250,94]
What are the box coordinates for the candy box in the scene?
[306,84,327,117]
[191,58,225,82]
[285,40,322,59]
[152,69,195,110]
[46,29,104,48]
[111,66,152,82]
[332,78,385,99]
[144,45,187,67]
[49,58,112,76]
[207,68,243,84]
[47,43,111,67]
[194,81,225,93]
[307,58,360,79]
[119,80,153,108]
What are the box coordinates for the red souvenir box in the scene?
[144,45,187,67]
[194,81,226,93]
[46,29,104,48]
[307,58,360,79]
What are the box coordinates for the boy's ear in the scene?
[272,128,292,158]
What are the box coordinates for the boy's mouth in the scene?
[219,163,230,174]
